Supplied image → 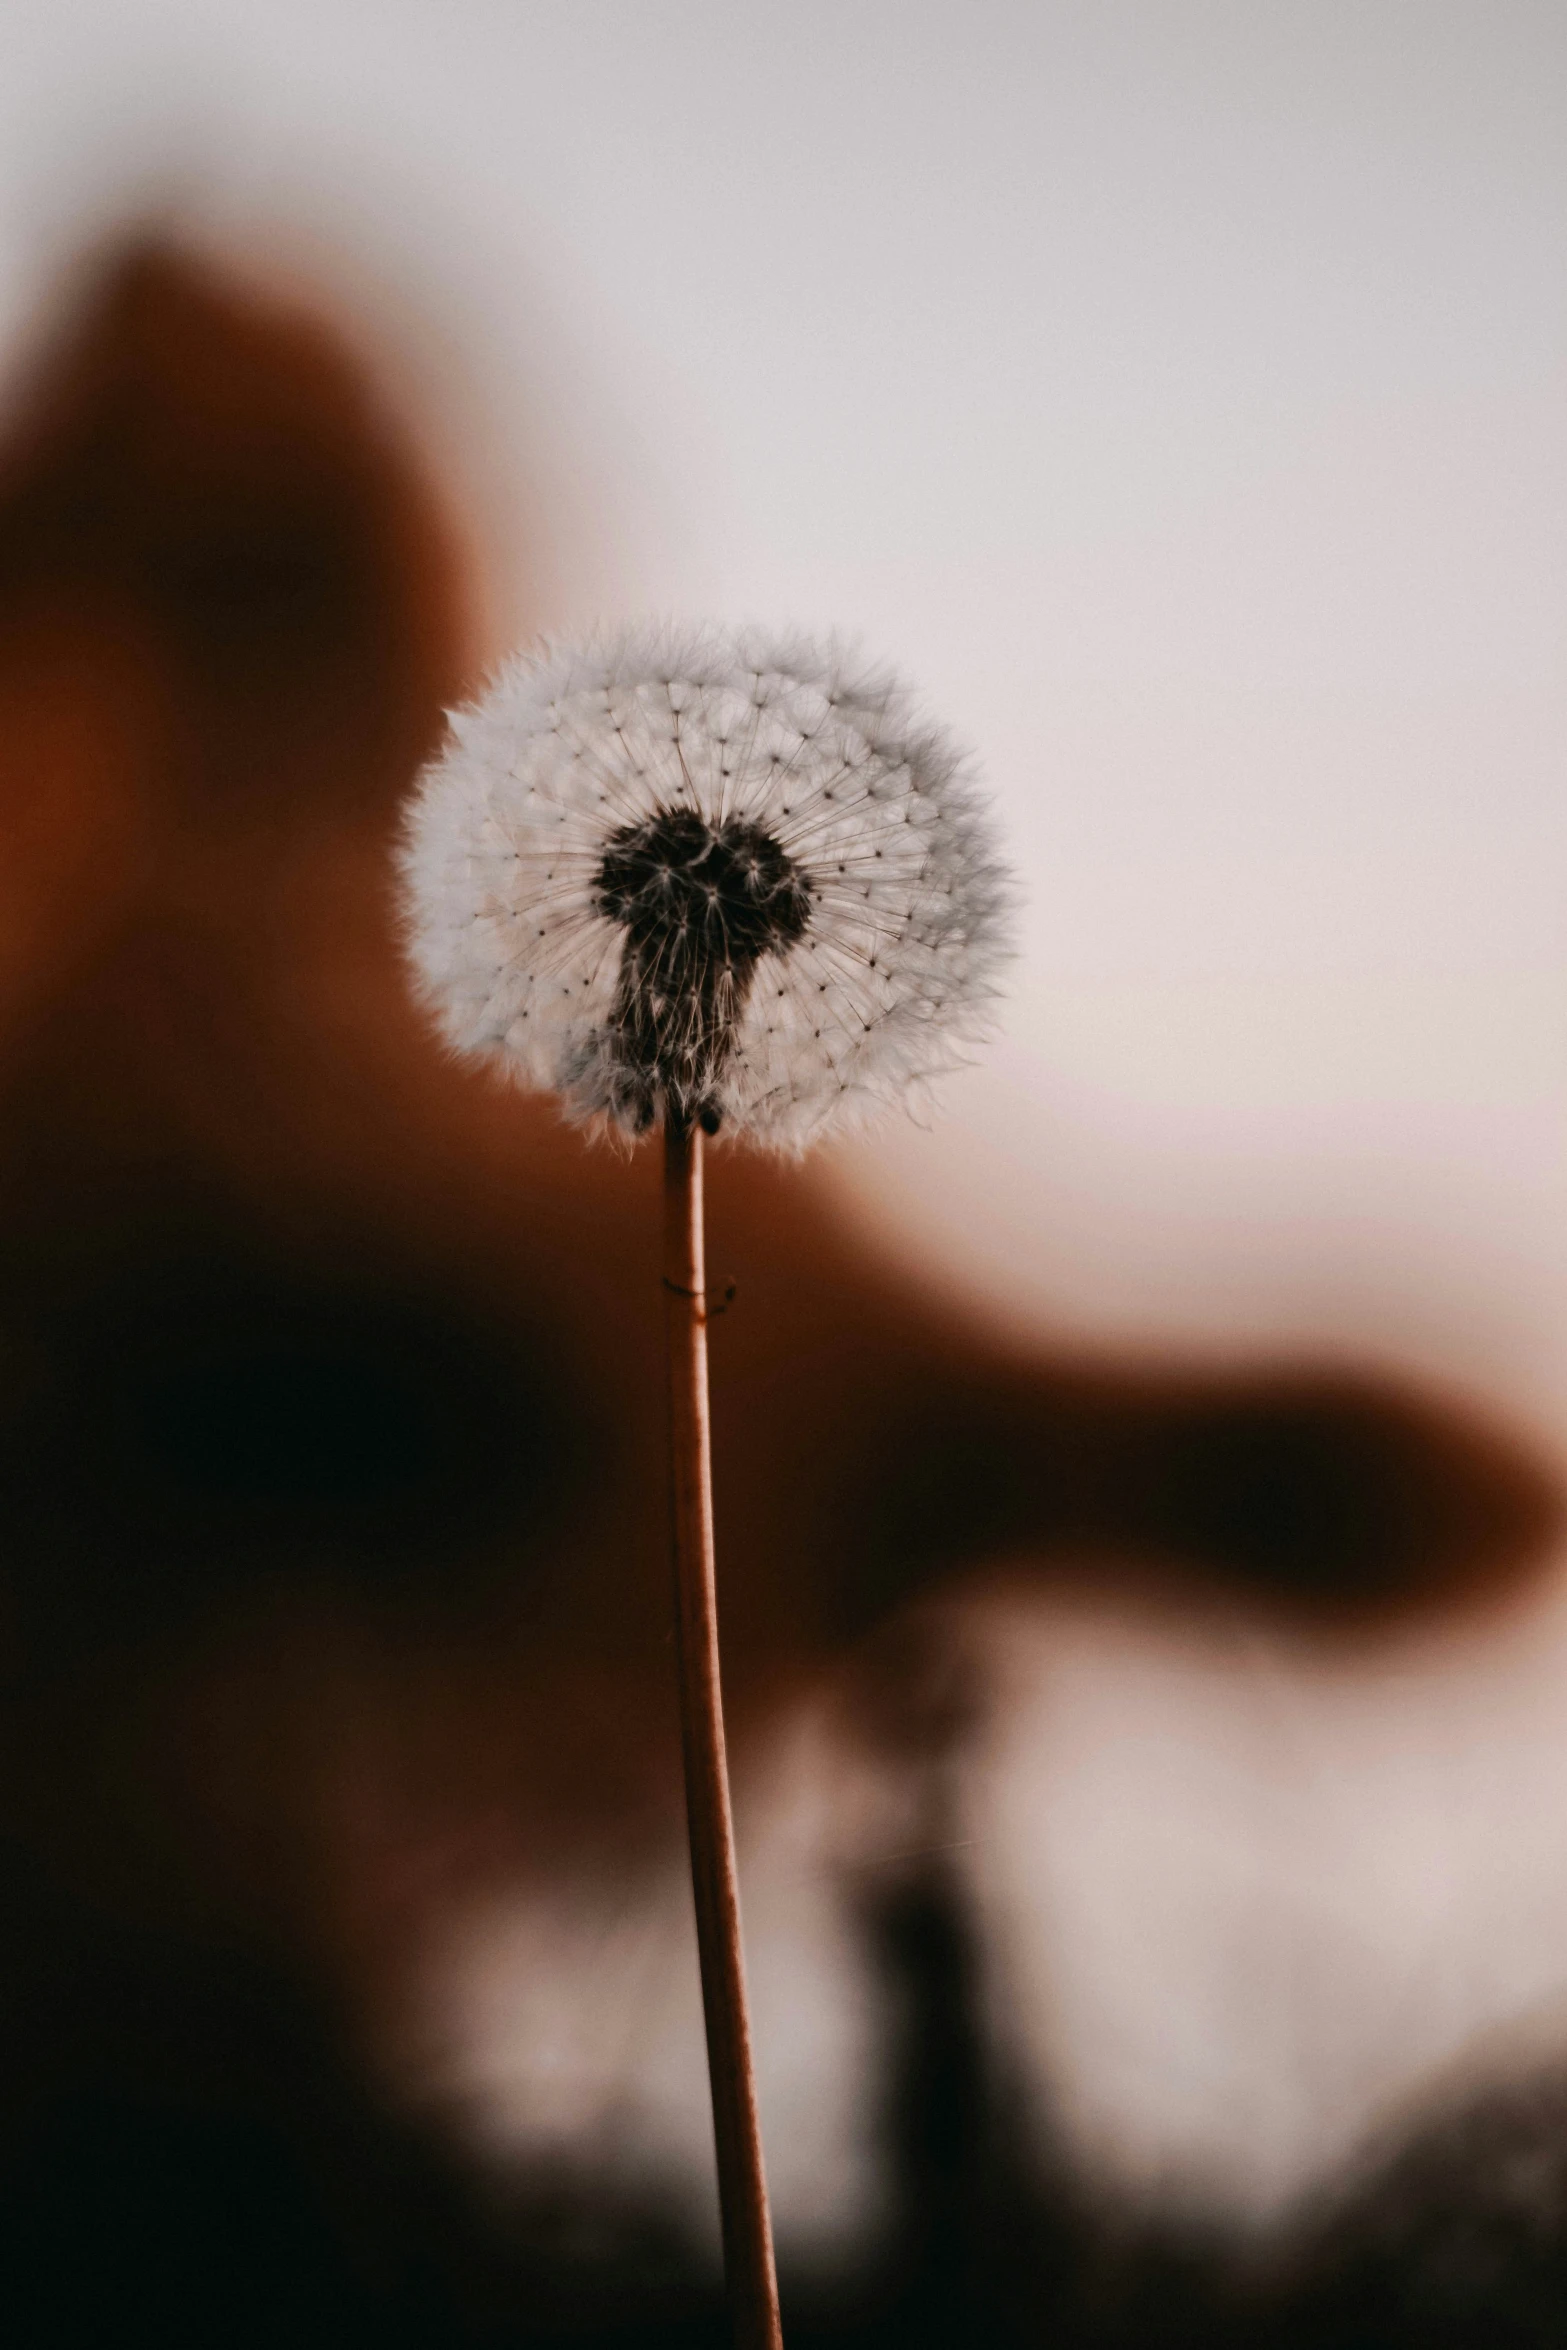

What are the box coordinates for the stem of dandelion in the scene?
[663,1116,784,2350]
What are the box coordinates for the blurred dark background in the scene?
[0,7,1564,2341]
[0,228,1560,2348]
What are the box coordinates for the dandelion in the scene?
[399,624,1011,1149]
[398,624,1014,2349]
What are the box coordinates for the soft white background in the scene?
[4,0,1567,2235]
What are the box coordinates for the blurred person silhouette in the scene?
[0,237,1559,2348]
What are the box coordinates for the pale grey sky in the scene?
[2,0,1564,1430]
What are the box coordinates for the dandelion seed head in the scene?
[397,624,1015,1149]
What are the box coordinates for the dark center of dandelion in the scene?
[595,806,813,1134]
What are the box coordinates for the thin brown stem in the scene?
[663,1117,784,2350]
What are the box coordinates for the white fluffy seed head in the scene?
[397,624,1015,1151]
